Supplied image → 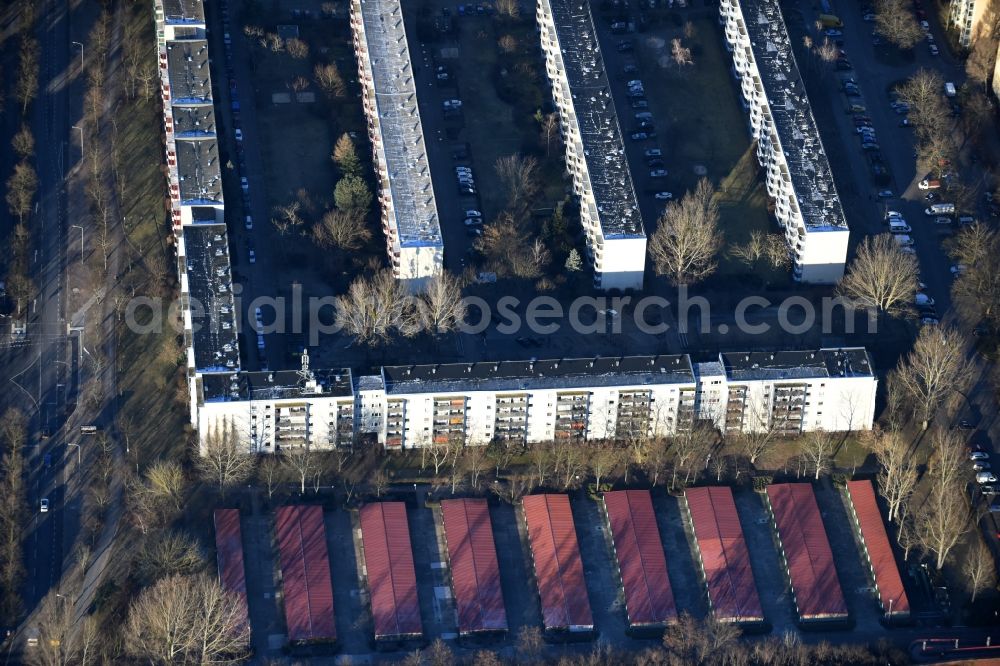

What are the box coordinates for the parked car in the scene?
[240,176,248,192]
[234,128,243,142]
[40,498,48,513]
[654,191,673,200]
[980,485,997,495]
[630,131,655,140]
[894,234,915,246]
[248,249,256,264]
[877,189,893,198]
[245,215,253,230]
[647,158,665,168]
[951,264,967,275]
[974,462,992,471]
[649,169,668,178]
[466,227,483,237]
[644,148,662,158]
[915,293,935,306]
[465,209,482,218]
[919,178,941,190]
[977,472,998,484]
[463,218,482,226]
[929,43,939,55]
[631,99,649,109]
[617,40,634,52]
[971,451,991,461]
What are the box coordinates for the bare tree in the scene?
[837,234,919,317]
[15,36,39,115]
[498,34,519,54]
[314,62,347,98]
[285,37,309,59]
[6,161,38,224]
[663,612,742,664]
[671,425,716,488]
[26,593,101,666]
[802,430,835,480]
[495,0,521,19]
[335,269,417,345]
[312,209,371,251]
[729,229,790,274]
[643,436,672,486]
[271,201,306,236]
[896,70,950,144]
[588,442,625,489]
[415,272,466,335]
[257,455,283,499]
[874,0,924,50]
[495,154,540,213]
[671,38,694,67]
[196,423,256,497]
[476,213,548,279]
[914,432,970,569]
[963,539,996,602]
[11,125,33,159]
[648,178,723,286]
[966,33,999,92]
[125,574,249,664]
[136,530,207,584]
[888,326,972,429]
[814,37,839,64]
[516,626,545,663]
[281,447,320,494]
[145,460,187,515]
[946,222,1000,327]
[538,112,560,157]
[867,429,917,523]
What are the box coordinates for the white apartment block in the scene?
[154,0,206,44]
[721,0,849,284]
[537,0,647,291]
[949,0,995,47]
[195,349,877,454]
[350,0,444,288]
[154,0,238,429]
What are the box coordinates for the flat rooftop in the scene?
[161,0,205,24]
[545,0,643,238]
[739,0,847,231]
[172,106,216,137]
[202,368,354,402]
[720,348,872,382]
[183,224,239,372]
[166,40,212,103]
[381,355,695,394]
[176,137,223,205]
[356,0,443,249]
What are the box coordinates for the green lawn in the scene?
[634,19,776,277]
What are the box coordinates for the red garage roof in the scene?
[522,494,593,632]
[440,499,508,635]
[359,502,423,640]
[213,509,249,627]
[766,483,847,622]
[274,506,337,643]
[602,490,676,627]
[684,487,763,624]
[846,480,910,617]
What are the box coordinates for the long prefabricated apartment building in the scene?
[351,0,444,287]
[538,0,647,291]
[721,0,849,283]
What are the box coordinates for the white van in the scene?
[888,219,911,233]
[926,202,956,215]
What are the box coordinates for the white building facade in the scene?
[195,349,877,454]
[721,0,849,284]
[537,0,647,291]
[350,0,444,287]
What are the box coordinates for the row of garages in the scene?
[212,479,910,648]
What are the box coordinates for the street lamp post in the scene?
[67,442,81,465]
[71,225,84,263]
[71,41,84,72]
[71,125,84,155]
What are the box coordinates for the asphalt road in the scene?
[0,0,87,630]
